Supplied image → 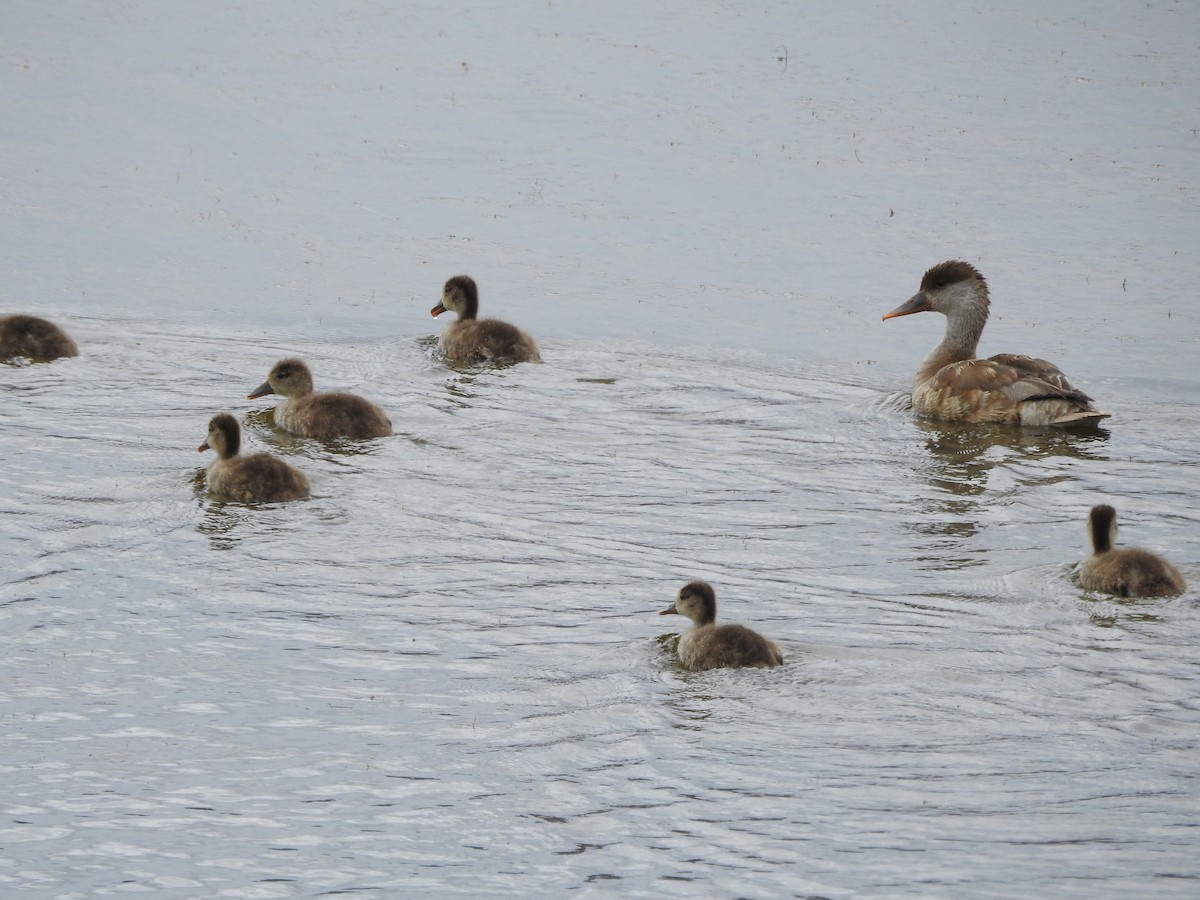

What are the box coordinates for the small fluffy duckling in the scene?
[883,261,1107,426]
[659,581,783,671]
[0,314,78,361]
[431,275,541,365]
[198,413,311,503]
[247,358,392,440]
[1079,504,1186,598]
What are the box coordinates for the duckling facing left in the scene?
[247,358,392,440]
[431,275,541,365]
[198,413,310,503]
[1079,504,1186,598]
[0,314,78,361]
[659,581,783,671]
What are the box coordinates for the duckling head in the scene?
[883,260,989,323]
[199,413,241,459]
[660,580,718,626]
[248,358,314,400]
[1087,503,1118,554]
[431,275,479,321]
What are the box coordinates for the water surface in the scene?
[2,0,1198,896]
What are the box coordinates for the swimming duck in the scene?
[883,261,1108,426]
[0,314,78,361]
[659,580,783,671]
[198,413,311,503]
[1079,504,1186,597]
[247,358,392,440]
[431,275,541,365]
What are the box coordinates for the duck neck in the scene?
[458,291,479,321]
[917,290,989,383]
[1088,520,1114,554]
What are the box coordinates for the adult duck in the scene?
[431,275,541,365]
[883,261,1107,426]
[659,581,782,671]
[248,358,392,440]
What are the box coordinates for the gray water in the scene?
[3,1,1199,897]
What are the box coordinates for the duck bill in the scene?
[247,381,274,400]
[882,292,931,321]
[430,303,446,318]
[659,602,678,616]
[198,442,211,453]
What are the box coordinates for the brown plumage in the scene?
[883,261,1108,426]
[198,413,310,503]
[659,581,783,671]
[247,358,392,440]
[1079,504,1186,598]
[0,315,78,361]
[430,275,541,365]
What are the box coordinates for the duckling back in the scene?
[1080,548,1185,598]
[441,318,541,366]
[206,454,311,504]
[679,623,783,671]
[0,315,78,360]
[277,392,393,441]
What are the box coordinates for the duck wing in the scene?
[986,354,1095,404]
[917,355,1105,425]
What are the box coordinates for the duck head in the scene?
[660,580,718,626]
[431,275,480,320]
[248,358,315,400]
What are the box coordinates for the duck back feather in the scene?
[0,315,78,360]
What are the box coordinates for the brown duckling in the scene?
[659,581,783,671]
[0,314,78,361]
[1079,504,1186,598]
[198,413,310,503]
[247,358,392,440]
[883,261,1108,426]
[431,275,541,365]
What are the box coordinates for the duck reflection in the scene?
[906,418,1111,549]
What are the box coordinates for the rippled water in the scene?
[3,316,1197,897]
[4,0,1200,896]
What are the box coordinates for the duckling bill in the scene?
[431,275,541,365]
[198,413,310,503]
[247,358,392,440]
[659,580,782,671]
[1079,504,1185,598]
[0,314,78,361]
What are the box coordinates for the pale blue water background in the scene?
[2,1,1197,896]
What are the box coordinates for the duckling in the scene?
[431,275,541,365]
[0,314,78,360]
[659,580,782,671]
[883,261,1108,426]
[198,413,310,503]
[247,358,392,440]
[1079,504,1186,598]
